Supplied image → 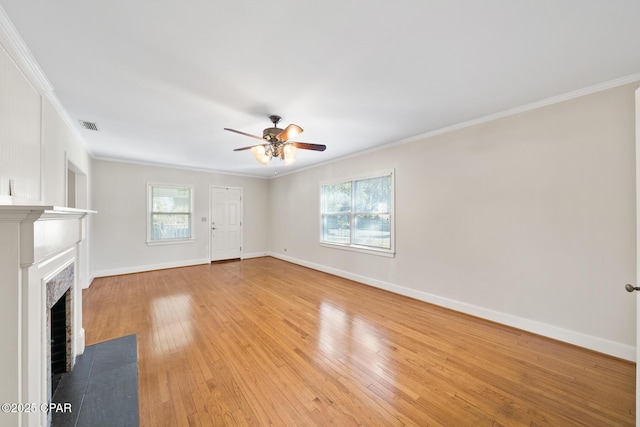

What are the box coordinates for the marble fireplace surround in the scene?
[46,261,75,404]
[0,205,94,427]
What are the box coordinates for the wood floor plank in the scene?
[83,257,635,426]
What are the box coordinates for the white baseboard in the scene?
[92,258,210,279]
[268,252,635,361]
[91,255,268,282]
[242,252,268,259]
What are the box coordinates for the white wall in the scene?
[91,160,269,277]
[0,37,93,289]
[0,30,90,209]
[41,99,92,207]
[268,82,638,360]
[0,43,41,202]
[0,18,93,291]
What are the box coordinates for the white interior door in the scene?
[210,186,242,261]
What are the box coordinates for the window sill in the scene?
[146,238,196,246]
[319,242,395,258]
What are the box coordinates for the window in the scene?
[320,170,394,255]
[147,184,194,244]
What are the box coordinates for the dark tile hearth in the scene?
[52,334,139,427]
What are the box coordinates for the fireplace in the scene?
[0,205,93,427]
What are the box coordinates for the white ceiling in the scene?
[2,1,640,178]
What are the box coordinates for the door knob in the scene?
[625,284,640,292]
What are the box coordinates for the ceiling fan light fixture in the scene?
[283,144,297,165]
[251,145,272,165]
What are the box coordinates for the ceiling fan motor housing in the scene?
[263,127,283,141]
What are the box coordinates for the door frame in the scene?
[208,185,244,262]
[635,87,639,417]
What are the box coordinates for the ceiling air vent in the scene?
[78,120,99,131]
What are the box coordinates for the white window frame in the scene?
[147,183,195,245]
[319,169,395,257]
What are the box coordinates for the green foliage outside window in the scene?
[321,173,393,250]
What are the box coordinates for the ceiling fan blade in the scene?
[276,124,303,142]
[224,128,264,141]
[291,142,327,151]
[233,144,263,151]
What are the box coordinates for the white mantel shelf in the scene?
[0,204,96,219]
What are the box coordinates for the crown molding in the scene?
[271,72,640,180]
[0,4,53,93]
[92,155,271,180]
[0,4,92,154]
[391,72,640,148]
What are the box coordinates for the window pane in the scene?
[152,187,191,213]
[322,214,350,244]
[322,182,351,213]
[354,175,391,213]
[151,213,192,240]
[354,214,390,248]
[149,185,193,242]
[320,171,393,253]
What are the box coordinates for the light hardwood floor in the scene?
[83,257,635,426]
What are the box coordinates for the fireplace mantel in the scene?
[1,205,95,266]
[0,205,94,227]
[0,204,93,215]
[0,204,95,427]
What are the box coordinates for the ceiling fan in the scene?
[225,115,326,165]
